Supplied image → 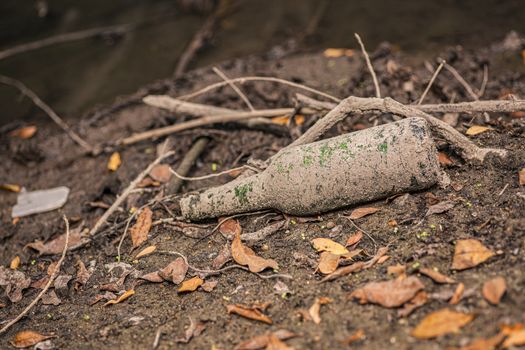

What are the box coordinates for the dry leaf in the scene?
[26,225,87,255]
[232,230,278,273]
[178,276,204,293]
[482,277,506,305]
[311,238,349,255]
[266,334,294,350]
[449,283,465,305]
[452,239,495,270]
[219,219,241,238]
[398,291,428,317]
[426,200,456,216]
[135,245,156,259]
[350,276,425,308]
[212,243,231,269]
[348,207,379,220]
[323,48,354,58]
[10,330,53,348]
[104,289,135,306]
[308,297,332,324]
[317,252,340,274]
[387,264,406,277]
[201,280,218,292]
[1,183,21,193]
[175,317,206,343]
[411,308,473,339]
[345,231,363,247]
[271,116,291,125]
[503,329,525,348]
[519,168,525,186]
[449,333,505,350]
[227,304,273,324]
[363,247,389,268]
[466,125,491,136]
[235,329,298,350]
[294,115,305,125]
[9,125,37,139]
[107,152,121,171]
[41,290,61,305]
[419,268,455,284]
[0,266,31,302]
[320,261,364,283]
[341,329,365,346]
[130,207,152,248]
[74,260,94,289]
[139,271,164,283]
[438,152,454,166]
[159,258,188,284]
[10,256,21,269]
[149,164,172,183]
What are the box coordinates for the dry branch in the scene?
[167,137,210,194]
[212,66,255,111]
[355,33,381,98]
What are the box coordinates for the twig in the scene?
[343,216,377,247]
[418,60,445,105]
[152,327,162,350]
[89,151,175,236]
[354,33,381,98]
[166,137,210,194]
[170,164,258,181]
[478,64,489,98]
[212,67,255,111]
[498,183,509,197]
[441,60,479,100]
[0,75,94,153]
[177,76,341,102]
[116,209,139,262]
[0,24,130,61]
[0,215,70,335]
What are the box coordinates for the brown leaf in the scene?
[320,261,364,283]
[341,329,365,346]
[74,260,94,289]
[426,200,456,216]
[41,290,61,305]
[308,297,332,324]
[449,333,505,350]
[9,125,37,139]
[451,239,495,270]
[178,276,204,293]
[350,276,425,308]
[266,334,294,350]
[503,329,525,348]
[345,231,363,247]
[175,317,206,343]
[139,271,164,283]
[227,304,273,324]
[90,291,117,305]
[311,238,349,255]
[419,267,455,284]
[10,256,21,270]
[232,230,278,273]
[398,291,428,317]
[235,330,298,350]
[323,48,354,58]
[449,283,465,305]
[10,330,53,348]
[104,289,135,306]
[130,207,152,248]
[519,168,525,186]
[348,207,379,220]
[271,115,291,125]
[411,308,474,339]
[219,218,241,239]
[159,258,188,284]
[482,277,506,305]
[0,266,31,303]
[0,183,21,192]
[387,264,406,277]
[149,164,172,183]
[212,243,231,269]
[25,225,87,255]
[438,152,454,166]
[135,245,156,259]
[466,125,491,136]
[201,280,218,292]
[107,152,121,171]
[317,252,340,274]
[363,247,389,268]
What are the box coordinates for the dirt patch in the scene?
[1,39,525,349]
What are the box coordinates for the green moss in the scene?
[319,144,334,166]
[378,142,388,154]
[339,141,355,158]
[303,155,313,166]
[234,183,253,205]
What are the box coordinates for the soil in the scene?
[1,38,525,349]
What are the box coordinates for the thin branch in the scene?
[0,75,93,153]
[169,164,258,181]
[478,64,489,98]
[418,60,445,104]
[0,215,70,335]
[89,151,175,236]
[354,33,381,98]
[441,60,479,100]
[166,137,210,194]
[212,67,255,111]
[0,24,130,61]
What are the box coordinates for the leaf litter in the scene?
[226,303,273,324]
[411,308,474,339]
[451,239,495,270]
[231,228,278,273]
[349,276,425,308]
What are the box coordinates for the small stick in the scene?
[441,61,479,100]
[166,137,210,194]
[418,60,445,105]
[170,164,258,181]
[89,151,175,236]
[0,75,93,153]
[212,67,255,111]
[0,24,129,61]
[116,209,139,262]
[343,216,377,247]
[0,215,70,335]
[152,327,162,350]
[354,33,381,98]
[478,64,489,98]
[498,183,509,197]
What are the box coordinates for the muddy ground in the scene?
[1,37,525,349]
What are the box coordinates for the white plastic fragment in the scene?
[11,186,70,218]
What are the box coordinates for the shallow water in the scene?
[0,0,524,125]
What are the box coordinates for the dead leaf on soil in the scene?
[9,125,37,139]
[341,329,365,346]
[426,200,456,216]
[10,330,53,349]
[320,261,364,283]
[466,125,492,136]
[451,239,495,270]
[448,333,505,350]
[419,267,455,284]
[348,207,379,220]
[41,290,61,305]
[323,48,354,58]
[149,164,172,183]
[201,280,218,292]
[350,276,425,308]
[449,283,465,305]
[438,152,454,166]
[317,252,340,274]
[411,308,473,339]
[232,230,278,273]
[311,238,349,255]
[159,258,188,284]
[130,207,152,248]
[266,334,294,350]
[0,266,31,302]
[1,183,21,192]
[10,255,21,269]
[226,304,273,324]
[519,168,525,186]
[107,152,121,171]
[25,224,87,255]
[74,260,95,289]
[308,297,332,324]
[503,329,525,348]
[104,289,135,306]
[398,291,428,317]
[219,218,241,239]
[90,291,117,305]
[174,317,206,343]
[235,329,298,350]
[363,247,389,268]
[212,243,232,269]
[135,245,156,259]
[482,276,506,305]
[387,264,406,277]
[178,276,204,293]
[345,231,363,247]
